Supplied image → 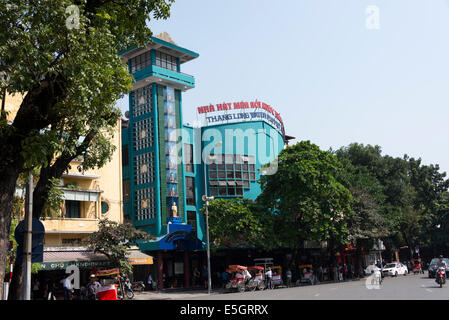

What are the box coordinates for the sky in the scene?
[116,0,449,174]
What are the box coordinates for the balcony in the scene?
[132,65,195,91]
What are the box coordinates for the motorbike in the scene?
[132,281,145,292]
[435,267,446,288]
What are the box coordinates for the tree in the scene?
[257,141,354,264]
[87,219,154,276]
[0,0,174,299]
[202,198,276,250]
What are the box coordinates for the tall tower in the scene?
[120,33,199,249]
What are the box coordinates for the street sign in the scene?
[14,218,45,264]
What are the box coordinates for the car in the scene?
[364,264,381,275]
[427,258,449,278]
[382,262,408,277]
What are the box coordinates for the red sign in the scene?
[197,100,284,126]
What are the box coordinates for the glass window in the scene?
[250,172,256,180]
[235,171,242,179]
[210,187,218,196]
[218,171,226,179]
[235,164,242,170]
[243,172,249,180]
[65,200,80,218]
[217,164,225,171]
[209,171,217,179]
[236,187,243,196]
[226,164,233,170]
[210,163,217,170]
[186,177,195,206]
[184,143,194,173]
[243,164,249,171]
[123,180,130,201]
[227,171,234,179]
[122,145,129,166]
[228,187,235,196]
[249,164,255,171]
[219,187,227,196]
[187,211,197,237]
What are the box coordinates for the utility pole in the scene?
[22,172,33,300]
[202,195,214,295]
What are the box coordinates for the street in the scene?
[133,273,449,300]
[194,274,448,300]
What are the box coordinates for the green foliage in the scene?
[42,178,64,218]
[258,141,354,248]
[201,198,273,249]
[335,143,449,251]
[87,219,154,276]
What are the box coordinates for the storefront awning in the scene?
[127,250,153,265]
[39,250,110,271]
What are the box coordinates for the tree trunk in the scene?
[0,169,20,300]
[7,263,22,300]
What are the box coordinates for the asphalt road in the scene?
[187,273,449,300]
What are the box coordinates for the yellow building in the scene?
[4,93,128,282]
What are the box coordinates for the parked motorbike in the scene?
[435,267,446,288]
[132,281,145,292]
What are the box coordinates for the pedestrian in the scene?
[221,270,228,288]
[193,267,200,287]
[45,278,55,300]
[265,267,273,289]
[147,274,153,291]
[202,266,208,289]
[86,274,101,300]
[317,265,323,283]
[286,269,292,287]
[32,278,40,300]
[60,271,74,300]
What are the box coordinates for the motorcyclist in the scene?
[436,255,447,281]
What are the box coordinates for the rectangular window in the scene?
[184,144,194,173]
[123,180,130,201]
[186,177,195,206]
[65,200,80,218]
[122,145,129,167]
[187,211,197,238]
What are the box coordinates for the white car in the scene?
[364,264,381,275]
[382,262,408,277]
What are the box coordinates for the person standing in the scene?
[60,271,74,300]
[147,274,153,291]
[221,270,228,288]
[265,267,273,289]
[202,266,208,289]
[32,279,40,300]
[286,269,292,287]
[86,274,101,300]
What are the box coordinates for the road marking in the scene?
[314,293,320,297]
[426,289,433,293]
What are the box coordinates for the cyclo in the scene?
[296,264,316,286]
[94,268,128,300]
[270,266,283,289]
[225,265,248,293]
[246,266,266,291]
[412,258,422,275]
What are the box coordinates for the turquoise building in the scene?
[121,33,291,289]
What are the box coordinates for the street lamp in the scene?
[202,194,214,294]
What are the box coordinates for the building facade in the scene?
[120,33,291,289]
